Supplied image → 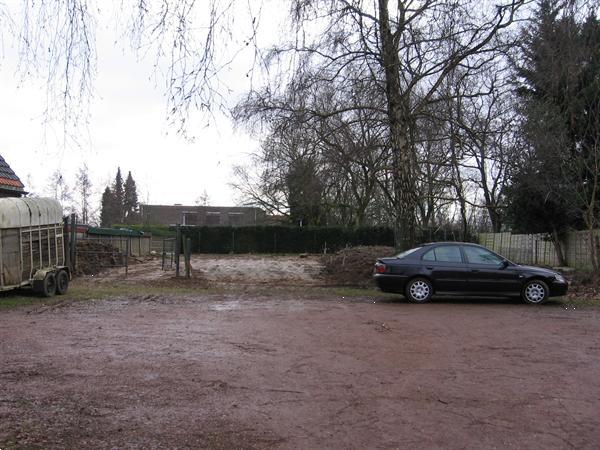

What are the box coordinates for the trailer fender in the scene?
[32,268,54,281]
[32,268,55,294]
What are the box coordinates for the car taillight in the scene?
[375,263,386,274]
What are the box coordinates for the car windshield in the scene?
[395,247,421,259]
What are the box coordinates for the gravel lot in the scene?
[1,256,599,448]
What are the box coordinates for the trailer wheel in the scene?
[42,272,57,297]
[56,270,69,295]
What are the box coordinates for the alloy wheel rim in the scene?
[525,283,545,303]
[410,281,430,301]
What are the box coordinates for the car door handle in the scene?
[426,266,434,270]
[471,269,480,273]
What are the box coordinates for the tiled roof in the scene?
[0,155,24,191]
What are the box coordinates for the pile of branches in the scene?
[567,271,600,302]
[75,241,124,275]
[322,246,395,287]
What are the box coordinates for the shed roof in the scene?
[87,227,146,237]
[0,155,25,194]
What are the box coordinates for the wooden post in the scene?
[185,237,191,278]
[64,216,71,270]
[70,214,77,271]
[161,238,166,271]
[125,238,130,277]
[175,224,181,277]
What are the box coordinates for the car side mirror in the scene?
[500,260,509,269]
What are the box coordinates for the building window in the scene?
[205,212,221,226]
[182,212,199,225]
[228,212,244,226]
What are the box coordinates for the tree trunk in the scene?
[379,0,417,250]
[487,207,502,233]
[449,118,469,240]
[551,229,567,267]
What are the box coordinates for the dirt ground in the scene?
[1,255,600,449]
[92,254,326,286]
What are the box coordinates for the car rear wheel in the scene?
[405,278,433,303]
[522,279,549,304]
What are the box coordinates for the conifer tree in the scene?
[123,171,139,224]
[100,186,115,227]
[113,168,125,224]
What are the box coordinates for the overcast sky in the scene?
[0,1,277,212]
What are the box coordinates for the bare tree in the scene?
[46,170,74,215]
[11,0,262,138]
[75,163,92,223]
[240,0,525,247]
[234,68,391,226]
[17,0,96,140]
[195,189,211,206]
[455,82,520,233]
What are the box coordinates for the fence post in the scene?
[175,224,181,277]
[69,213,77,271]
[185,237,191,278]
[64,216,71,270]
[161,238,166,271]
[125,238,130,277]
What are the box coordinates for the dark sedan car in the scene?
[373,242,568,304]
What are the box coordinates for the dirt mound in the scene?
[322,246,396,286]
[75,241,124,275]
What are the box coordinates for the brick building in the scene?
[0,155,25,197]
[138,204,266,226]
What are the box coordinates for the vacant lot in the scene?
[1,256,599,449]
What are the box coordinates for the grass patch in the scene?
[0,282,227,311]
[0,291,64,310]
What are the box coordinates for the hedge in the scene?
[177,225,395,254]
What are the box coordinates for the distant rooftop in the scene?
[138,204,266,226]
[0,155,25,197]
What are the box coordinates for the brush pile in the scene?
[322,246,396,286]
[75,240,124,275]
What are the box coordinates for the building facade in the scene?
[139,204,266,227]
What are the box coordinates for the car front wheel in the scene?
[522,279,549,304]
[405,278,433,303]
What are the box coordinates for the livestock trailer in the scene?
[0,197,70,296]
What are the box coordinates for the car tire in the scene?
[522,279,549,304]
[42,272,57,297]
[56,270,69,295]
[405,277,433,303]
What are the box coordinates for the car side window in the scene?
[435,246,463,263]
[463,246,503,265]
[423,249,436,261]
[423,246,462,263]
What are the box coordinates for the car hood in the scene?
[515,264,558,276]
